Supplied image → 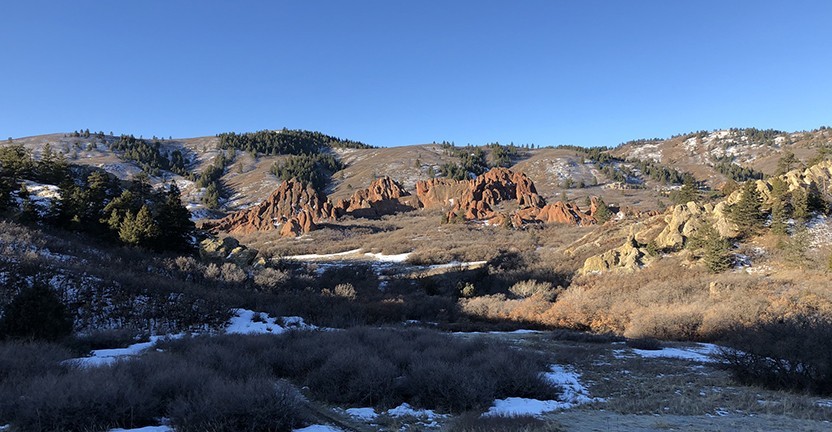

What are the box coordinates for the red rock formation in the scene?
[203,178,332,236]
[414,178,469,209]
[279,209,317,237]
[447,168,545,222]
[337,176,417,218]
[529,201,596,225]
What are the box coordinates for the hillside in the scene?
[614,127,832,187]
[3,127,832,431]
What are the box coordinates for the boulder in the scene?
[199,236,240,260]
[227,246,259,267]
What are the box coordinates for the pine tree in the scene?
[594,197,613,223]
[729,181,764,235]
[154,184,194,251]
[118,205,159,247]
[792,187,810,223]
[771,198,788,236]
[781,225,810,268]
[0,284,73,341]
[701,224,733,273]
[769,177,790,235]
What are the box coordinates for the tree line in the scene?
[0,144,194,252]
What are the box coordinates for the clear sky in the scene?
[2,1,831,147]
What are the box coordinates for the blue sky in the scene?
[2,1,831,147]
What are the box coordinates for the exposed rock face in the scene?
[414,178,469,209]
[653,201,738,250]
[652,161,832,250]
[335,176,417,218]
[279,209,317,237]
[580,233,650,274]
[447,168,546,222]
[203,178,332,236]
[536,201,596,225]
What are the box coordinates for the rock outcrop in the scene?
[279,209,317,237]
[653,201,738,250]
[335,176,417,218]
[446,168,546,222]
[580,232,651,274]
[202,178,333,236]
[414,178,469,209]
[199,236,260,266]
[531,201,596,225]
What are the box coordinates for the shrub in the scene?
[626,338,662,350]
[169,379,301,432]
[305,348,397,406]
[0,284,73,341]
[719,315,832,395]
[509,280,556,301]
[550,329,624,344]
[9,367,155,432]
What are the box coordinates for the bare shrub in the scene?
[331,283,357,300]
[306,348,397,406]
[169,379,301,432]
[9,367,155,432]
[719,314,832,395]
[509,280,556,300]
[204,262,221,279]
[626,338,662,350]
[253,267,289,292]
[550,329,624,344]
[220,263,247,284]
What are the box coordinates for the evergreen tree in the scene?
[770,198,788,236]
[792,187,810,223]
[0,284,73,341]
[701,224,733,273]
[781,225,810,268]
[776,151,800,175]
[118,205,159,247]
[671,178,699,205]
[594,197,613,223]
[769,177,790,236]
[729,181,764,235]
[154,184,194,251]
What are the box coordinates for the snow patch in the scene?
[225,309,314,335]
[629,343,721,363]
[109,426,172,432]
[68,335,176,367]
[485,364,600,417]
[386,403,444,421]
[345,407,378,421]
[284,249,363,261]
[293,426,343,432]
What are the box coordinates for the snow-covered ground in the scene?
[616,343,722,363]
[293,426,343,432]
[807,215,832,248]
[485,364,601,417]
[345,407,377,421]
[68,309,313,367]
[225,309,315,335]
[68,336,173,367]
[109,426,171,432]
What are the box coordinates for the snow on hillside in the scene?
[15,181,61,217]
